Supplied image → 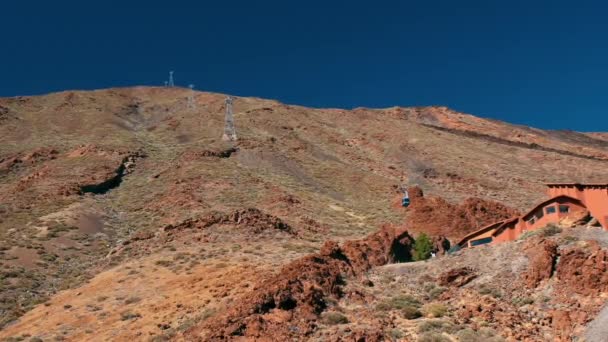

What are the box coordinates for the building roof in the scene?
[456,219,508,247]
[546,183,608,188]
[520,195,585,220]
[491,217,520,237]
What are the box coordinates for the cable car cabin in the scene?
[402,194,410,207]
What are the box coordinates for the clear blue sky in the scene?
[2,0,607,131]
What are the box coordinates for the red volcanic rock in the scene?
[163,208,296,236]
[523,239,558,288]
[439,267,477,287]
[405,186,518,240]
[431,236,451,255]
[555,241,608,295]
[186,226,414,341]
[0,147,58,172]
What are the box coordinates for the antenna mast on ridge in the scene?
[222,96,237,141]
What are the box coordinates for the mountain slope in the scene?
[0,87,607,339]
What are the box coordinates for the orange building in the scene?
[458,183,608,248]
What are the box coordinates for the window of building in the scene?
[470,237,492,246]
[559,205,570,213]
[546,206,556,214]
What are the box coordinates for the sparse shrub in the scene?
[418,332,450,342]
[401,305,422,319]
[541,224,562,237]
[120,311,141,321]
[321,312,348,325]
[375,302,392,311]
[418,319,459,334]
[413,233,433,261]
[478,284,502,298]
[562,235,578,243]
[511,297,534,307]
[518,230,538,240]
[423,303,448,318]
[378,294,422,312]
[85,304,102,312]
[125,296,141,305]
[155,260,173,267]
[388,328,404,340]
[429,287,446,300]
[456,327,505,342]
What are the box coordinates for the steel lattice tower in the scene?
[222,96,237,141]
[187,84,195,109]
[168,71,175,87]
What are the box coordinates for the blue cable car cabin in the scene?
[401,190,410,207]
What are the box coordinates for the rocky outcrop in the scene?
[181,147,239,161]
[555,241,608,295]
[439,267,477,287]
[163,208,296,236]
[0,147,58,173]
[406,186,519,240]
[78,151,145,195]
[431,236,451,255]
[186,226,414,340]
[523,239,558,288]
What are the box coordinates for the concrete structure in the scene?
[458,184,608,248]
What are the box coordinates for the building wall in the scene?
[580,187,608,229]
[492,221,519,244]
[519,200,586,233]
[491,199,587,244]
[547,185,583,200]
[547,185,608,230]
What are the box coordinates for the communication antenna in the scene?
[222,96,237,141]
[168,71,175,87]
[187,84,195,109]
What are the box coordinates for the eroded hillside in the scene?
[0,87,607,340]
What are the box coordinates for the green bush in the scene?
[413,233,433,261]
[321,312,348,325]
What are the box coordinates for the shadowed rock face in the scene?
[186,226,414,341]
